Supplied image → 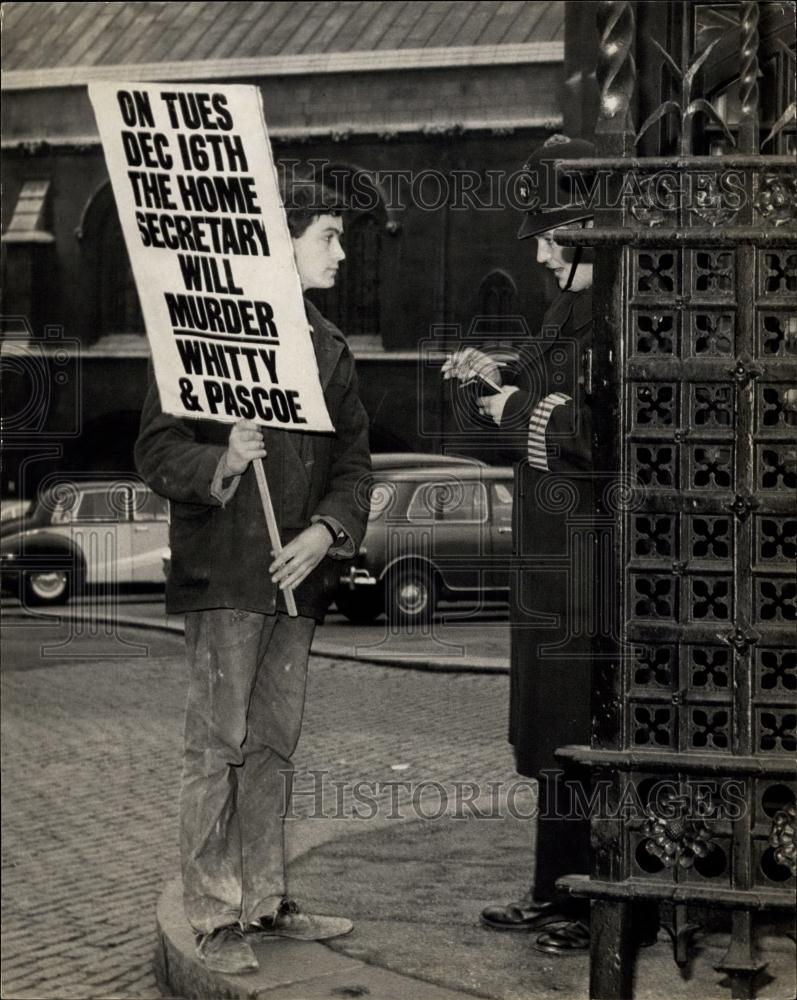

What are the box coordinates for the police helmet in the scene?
[517,134,597,240]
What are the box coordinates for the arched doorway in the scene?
[78,182,144,337]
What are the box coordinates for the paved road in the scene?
[1,606,514,999]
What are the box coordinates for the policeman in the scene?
[444,134,597,954]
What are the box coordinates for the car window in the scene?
[406,481,488,523]
[74,488,122,523]
[134,488,169,522]
[492,482,513,510]
[49,493,80,524]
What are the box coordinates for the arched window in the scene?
[79,182,143,337]
[313,212,381,337]
[97,207,144,334]
[477,270,518,321]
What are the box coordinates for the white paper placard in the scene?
[89,81,333,433]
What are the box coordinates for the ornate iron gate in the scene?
[555,2,796,996]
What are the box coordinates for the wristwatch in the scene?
[315,517,344,545]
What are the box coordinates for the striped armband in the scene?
[527,392,572,471]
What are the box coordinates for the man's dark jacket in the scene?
[135,299,371,621]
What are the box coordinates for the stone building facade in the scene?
[2,2,585,494]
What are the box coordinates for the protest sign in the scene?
[88,81,333,434]
[89,81,328,615]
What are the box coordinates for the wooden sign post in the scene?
[254,459,297,617]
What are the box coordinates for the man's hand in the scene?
[442,347,502,387]
[223,419,267,476]
[477,387,519,425]
[269,524,332,591]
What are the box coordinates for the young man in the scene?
[135,182,371,975]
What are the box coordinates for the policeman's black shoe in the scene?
[533,918,659,955]
[533,918,590,954]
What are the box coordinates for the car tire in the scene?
[334,587,382,623]
[386,564,435,625]
[23,570,72,606]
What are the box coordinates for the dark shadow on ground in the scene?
[290,814,797,1000]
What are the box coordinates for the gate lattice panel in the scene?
[554,2,796,997]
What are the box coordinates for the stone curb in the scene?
[156,877,482,1000]
[28,607,510,674]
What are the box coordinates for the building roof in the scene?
[1,1,564,140]
[2,1,564,72]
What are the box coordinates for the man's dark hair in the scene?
[281,179,348,239]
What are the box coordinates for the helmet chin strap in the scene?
[563,246,583,291]
[563,221,586,291]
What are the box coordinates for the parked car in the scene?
[1,499,32,523]
[0,478,169,606]
[334,462,514,624]
[0,456,492,610]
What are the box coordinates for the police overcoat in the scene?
[497,287,593,780]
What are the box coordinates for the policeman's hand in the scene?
[477,387,519,425]
[224,420,267,476]
[442,348,501,386]
[269,524,331,591]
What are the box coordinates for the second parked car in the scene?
[335,460,514,624]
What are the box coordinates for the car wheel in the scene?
[386,565,435,625]
[23,570,71,606]
[334,587,382,623]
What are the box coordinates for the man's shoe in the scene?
[196,924,259,974]
[249,898,353,941]
[480,897,560,931]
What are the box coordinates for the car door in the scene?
[72,485,134,586]
[405,477,488,593]
[487,479,514,590]
[130,488,170,584]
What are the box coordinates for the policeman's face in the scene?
[292,214,346,291]
[535,231,593,292]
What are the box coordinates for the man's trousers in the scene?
[180,608,315,934]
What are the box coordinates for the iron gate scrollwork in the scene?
[554,2,796,997]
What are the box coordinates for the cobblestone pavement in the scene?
[1,611,513,999]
